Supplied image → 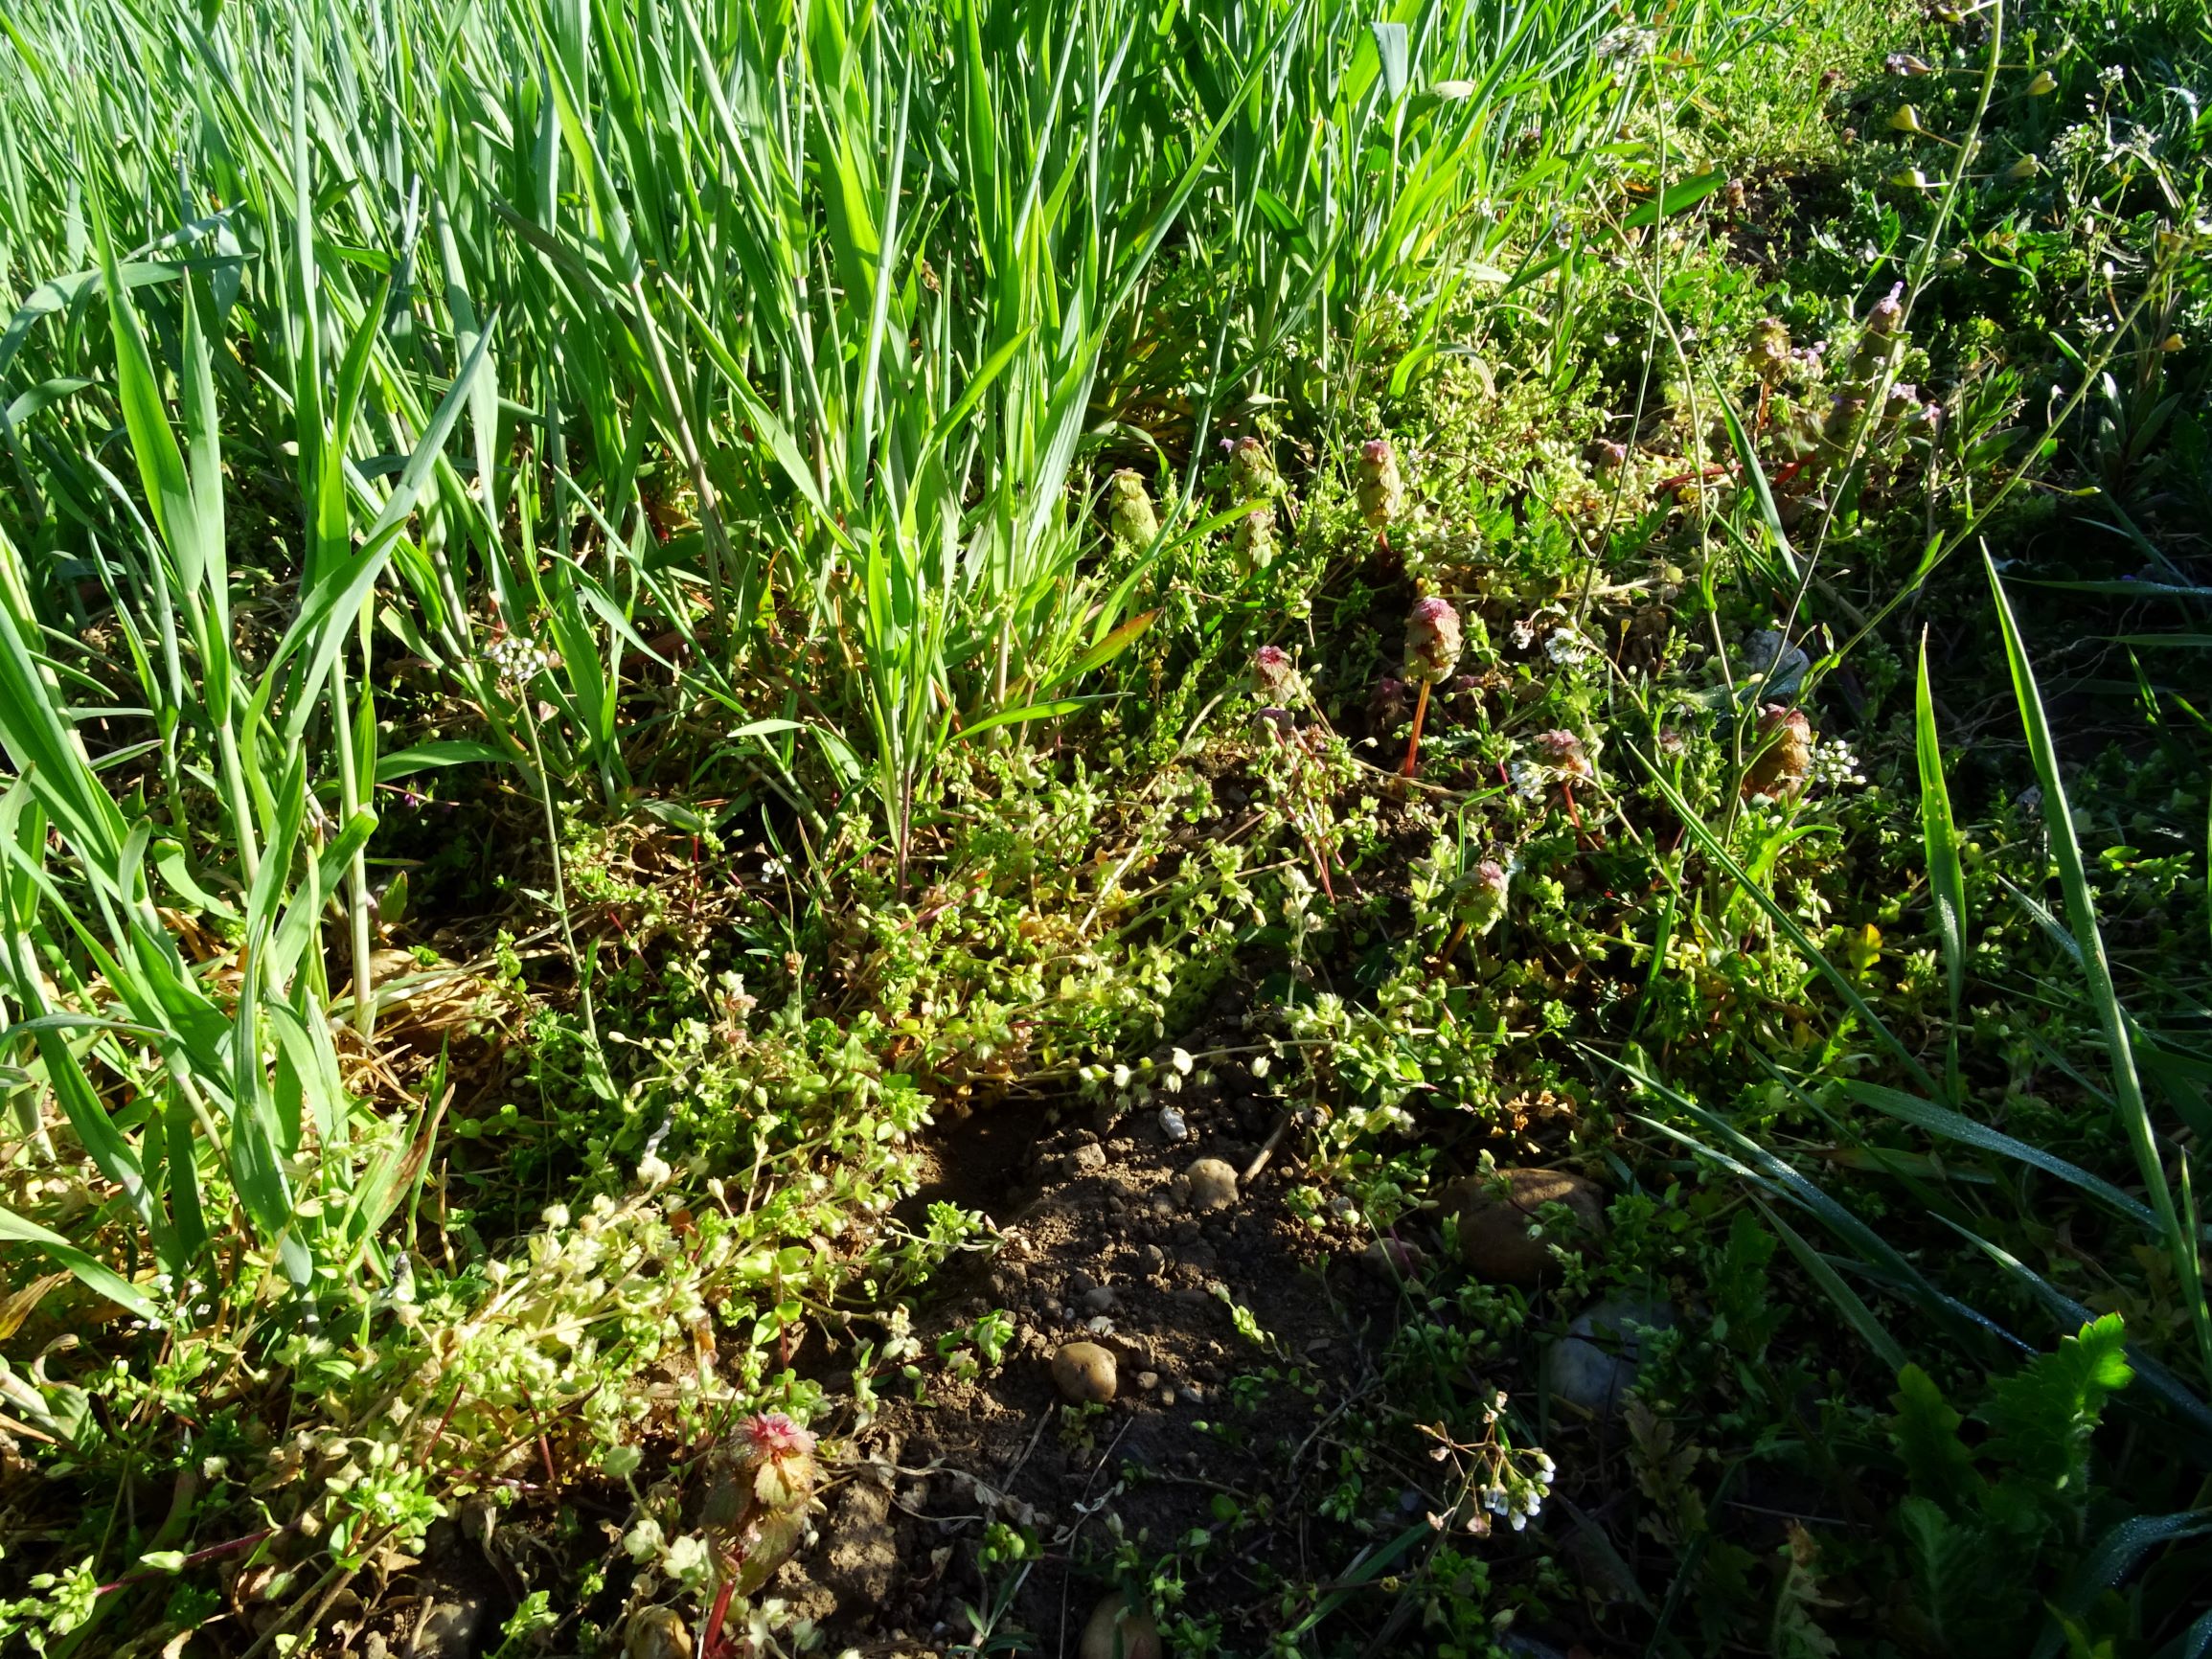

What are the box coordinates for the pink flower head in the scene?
[1251,645,1296,699]
[1455,858,1511,935]
[740,1412,815,1465]
[1866,282,1904,337]
[1403,596,1463,684]
[1534,729,1592,780]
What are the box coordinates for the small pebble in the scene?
[1072,1143,1107,1172]
[1051,1342,1118,1404]
[1158,1104,1188,1141]
[1080,1596,1163,1659]
[1185,1157,1239,1212]
[625,1607,693,1659]
[1080,1285,1116,1315]
[1357,1238,1426,1280]
[1136,1371,1159,1391]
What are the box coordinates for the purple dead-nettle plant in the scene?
[1233,502,1278,571]
[1520,728,1600,837]
[698,1411,821,1649]
[1749,316,1792,385]
[1399,596,1462,778]
[1228,435,1280,503]
[1107,468,1160,549]
[1533,728,1593,780]
[1869,283,1904,331]
[1253,706,1339,900]
[1369,675,1412,730]
[1356,438,1405,535]
[1437,855,1512,967]
[1251,645,1299,701]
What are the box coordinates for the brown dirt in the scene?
[777,1068,1406,1656]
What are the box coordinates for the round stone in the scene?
[1451,1169,1605,1284]
[1051,1341,1118,1404]
[1080,1594,1163,1659]
[1185,1157,1240,1212]
[1543,1297,1676,1418]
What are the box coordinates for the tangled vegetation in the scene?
[0,0,2208,1652]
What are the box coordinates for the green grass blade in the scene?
[1915,634,1969,1098]
[1984,554,2212,1390]
[0,1205,160,1322]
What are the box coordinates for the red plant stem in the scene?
[702,1579,736,1658]
[1399,679,1432,778]
[98,1528,278,1596]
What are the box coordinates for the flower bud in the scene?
[1453,859,1510,935]
[1866,283,1905,337]
[1356,439,1405,530]
[1251,645,1297,700]
[1107,469,1159,548]
[1228,436,1279,502]
[2028,69,2057,96]
[1888,104,1927,135]
[2005,153,2041,181]
[1369,675,1411,728]
[1748,316,1791,383]
[1233,503,1277,570]
[1533,728,1592,781]
[1403,596,1462,684]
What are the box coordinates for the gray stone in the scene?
[1080,1285,1116,1315]
[1072,1143,1107,1172]
[1743,628,1809,700]
[410,1580,491,1659]
[1543,1297,1675,1418]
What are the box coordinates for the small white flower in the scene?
[1543,627,1594,668]
[662,1533,714,1588]
[637,1151,673,1189]
[623,1516,664,1561]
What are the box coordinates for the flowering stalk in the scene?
[1399,598,1462,779]
[1356,438,1403,555]
[699,1413,819,1657]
